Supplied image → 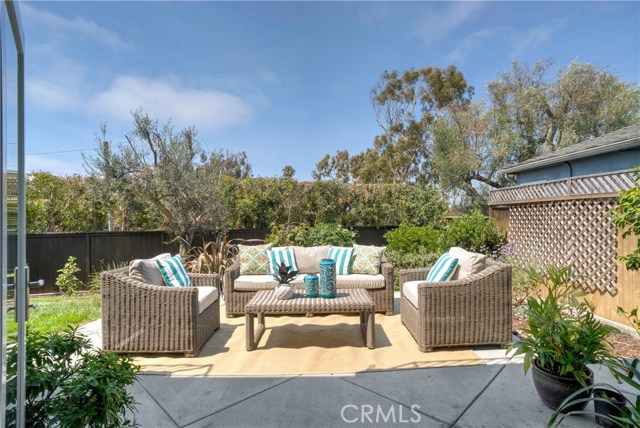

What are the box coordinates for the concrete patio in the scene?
[128,362,630,427]
[77,293,636,428]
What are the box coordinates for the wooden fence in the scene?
[25,226,395,294]
[489,170,640,326]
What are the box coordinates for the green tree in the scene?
[488,59,640,156]
[26,172,107,232]
[314,66,473,184]
[86,109,249,254]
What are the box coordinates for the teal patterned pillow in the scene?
[238,244,273,275]
[351,244,386,275]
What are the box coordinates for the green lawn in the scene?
[7,293,101,340]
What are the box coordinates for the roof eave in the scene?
[498,137,640,176]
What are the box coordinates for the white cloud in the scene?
[446,28,500,63]
[415,2,485,45]
[26,155,82,176]
[20,3,130,50]
[90,76,254,130]
[510,20,567,57]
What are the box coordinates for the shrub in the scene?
[56,256,83,295]
[385,249,440,289]
[611,166,640,271]
[185,232,239,275]
[384,225,442,254]
[265,223,357,247]
[6,328,139,427]
[265,223,312,247]
[490,241,539,307]
[440,210,506,254]
[306,223,357,246]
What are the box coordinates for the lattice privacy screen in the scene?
[509,198,618,293]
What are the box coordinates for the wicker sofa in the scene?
[223,246,394,317]
[101,267,221,357]
[400,259,512,352]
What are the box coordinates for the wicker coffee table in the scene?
[245,288,376,351]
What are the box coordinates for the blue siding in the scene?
[516,149,640,185]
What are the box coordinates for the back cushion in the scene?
[293,246,330,274]
[448,247,486,280]
[129,253,171,286]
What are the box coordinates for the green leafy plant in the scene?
[306,223,357,246]
[56,256,84,295]
[266,222,357,247]
[265,223,313,247]
[385,249,440,290]
[384,225,442,254]
[185,232,239,275]
[88,261,128,292]
[440,210,507,254]
[548,306,640,427]
[611,167,640,271]
[6,328,139,427]
[271,262,298,285]
[509,265,615,386]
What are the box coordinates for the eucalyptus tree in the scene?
[314,66,473,184]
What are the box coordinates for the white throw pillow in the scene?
[129,253,171,285]
[448,247,486,280]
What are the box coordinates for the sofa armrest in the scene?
[189,273,221,288]
[101,270,199,352]
[380,261,394,286]
[399,268,430,285]
[223,259,241,296]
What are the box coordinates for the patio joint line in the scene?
[136,378,181,428]
[180,377,295,428]
[338,376,452,426]
[448,363,509,428]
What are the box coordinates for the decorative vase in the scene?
[304,274,319,298]
[274,284,294,300]
[594,387,628,428]
[319,259,337,298]
[531,359,593,413]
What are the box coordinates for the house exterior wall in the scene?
[515,150,640,185]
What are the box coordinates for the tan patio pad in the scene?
[135,300,485,376]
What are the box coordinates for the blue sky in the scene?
[21,1,640,179]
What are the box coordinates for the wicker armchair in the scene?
[399,260,512,352]
[101,267,221,357]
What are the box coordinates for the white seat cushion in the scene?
[234,274,307,291]
[197,286,219,314]
[403,281,422,308]
[448,247,486,280]
[336,274,385,289]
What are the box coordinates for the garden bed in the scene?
[513,316,640,359]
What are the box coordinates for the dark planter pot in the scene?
[594,387,628,428]
[531,359,593,413]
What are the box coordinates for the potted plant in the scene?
[548,306,640,427]
[271,261,298,300]
[509,266,615,413]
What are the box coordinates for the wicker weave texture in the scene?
[101,267,221,357]
[399,260,512,352]
[224,259,394,317]
[246,289,375,314]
